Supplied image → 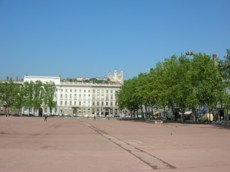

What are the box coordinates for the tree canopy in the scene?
[0,81,56,116]
[117,51,229,120]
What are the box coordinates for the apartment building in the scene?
[23,71,123,117]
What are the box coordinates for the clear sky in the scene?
[0,0,229,80]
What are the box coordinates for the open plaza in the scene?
[0,116,230,172]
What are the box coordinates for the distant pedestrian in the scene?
[44,115,48,122]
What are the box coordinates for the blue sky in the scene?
[0,0,229,80]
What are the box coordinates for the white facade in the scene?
[58,82,120,116]
[24,76,61,85]
[23,72,122,117]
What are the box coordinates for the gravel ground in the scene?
[0,116,230,172]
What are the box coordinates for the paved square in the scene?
[0,117,230,172]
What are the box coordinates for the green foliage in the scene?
[0,80,19,107]
[0,80,56,115]
[218,49,230,82]
[117,52,229,119]
[43,82,56,113]
[117,78,140,112]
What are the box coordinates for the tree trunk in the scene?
[192,107,197,123]
[141,106,144,119]
[145,105,148,119]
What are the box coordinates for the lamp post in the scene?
[186,51,195,56]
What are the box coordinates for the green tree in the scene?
[135,73,153,118]
[33,81,44,113]
[218,49,230,82]
[191,54,224,115]
[149,64,168,117]
[174,55,192,121]
[0,80,21,116]
[218,49,230,118]
[23,81,44,115]
[117,77,141,117]
[23,81,34,110]
[117,51,228,122]
[157,56,181,119]
[43,82,56,115]
[11,84,24,115]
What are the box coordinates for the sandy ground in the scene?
[0,116,230,172]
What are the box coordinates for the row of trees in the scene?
[116,50,230,121]
[0,81,56,116]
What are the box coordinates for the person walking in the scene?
[44,115,48,122]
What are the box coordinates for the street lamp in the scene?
[186,51,195,56]
[185,51,197,122]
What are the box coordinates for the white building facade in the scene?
[58,82,120,117]
[23,71,123,117]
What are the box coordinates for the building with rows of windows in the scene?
[23,71,123,117]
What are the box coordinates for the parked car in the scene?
[198,113,213,123]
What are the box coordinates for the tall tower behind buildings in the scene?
[108,70,123,84]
